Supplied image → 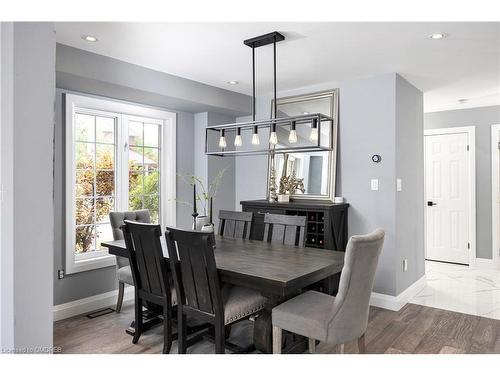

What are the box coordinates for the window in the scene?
[126,118,161,223]
[65,94,176,274]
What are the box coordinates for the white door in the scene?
[425,132,470,264]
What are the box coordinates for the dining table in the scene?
[102,235,344,353]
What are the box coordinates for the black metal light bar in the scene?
[206,31,333,157]
[206,112,332,131]
[206,145,333,157]
[243,31,285,48]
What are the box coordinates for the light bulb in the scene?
[251,126,260,145]
[289,121,297,144]
[234,135,242,147]
[219,130,227,149]
[309,127,318,142]
[251,133,260,145]
[309,118,318,142]
[234,128,243,147]
[269,124,278,145]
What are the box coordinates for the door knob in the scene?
[427,201,437,206]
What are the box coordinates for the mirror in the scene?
[268,90,338,200]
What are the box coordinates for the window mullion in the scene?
[119,114,129,212]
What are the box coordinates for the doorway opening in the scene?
[424,127,476,266]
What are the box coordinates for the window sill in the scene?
[66,253,116,275]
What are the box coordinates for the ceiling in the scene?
[54,22,500,113]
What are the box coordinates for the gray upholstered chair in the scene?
[109,209,151,312]
[271,229,385,354]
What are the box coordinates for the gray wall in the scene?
[0,23,55,349]
[395,75,425,294]
[56,44,250,116]
[193,112,236,232]
[424,105,500,259]
[54,45,249,305]
[234,73,424,296]
[207,112,236,231]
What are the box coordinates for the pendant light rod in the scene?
[273,37,277,120]
[244,31,285,121]
[252,46,256,122]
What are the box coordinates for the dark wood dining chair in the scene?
[165,227,266,354]
[263,213,306,247]
[122,220,176,354]
[218,210,253,239]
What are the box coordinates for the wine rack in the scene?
[285,209,326,248]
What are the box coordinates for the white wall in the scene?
[1,22,55,351]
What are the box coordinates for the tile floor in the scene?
[410,260,500,320]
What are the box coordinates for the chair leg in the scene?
[214,319,225,354]
[116,282,125,313]
[336,343,345,354]
[177,308,187,354]
[225,324,232,339]
[308,338,316,354]
[132,297,143,344]
[162,305,172,354]
[272,326,282,354]
[357,334,366,354]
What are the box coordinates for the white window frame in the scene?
[65,93,176,274]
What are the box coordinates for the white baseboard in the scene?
[53,286,134,321]
[474,258,498,270]
[370,275,427,311]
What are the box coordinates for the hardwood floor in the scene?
[54,301,500,354]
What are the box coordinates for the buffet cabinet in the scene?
[240,200,349,252]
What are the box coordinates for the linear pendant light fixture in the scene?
[205,31,333,156]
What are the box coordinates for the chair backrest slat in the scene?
[218,210,253,239]
[264,213,306,247]
[122,221,170,299]
[165,228,223,317]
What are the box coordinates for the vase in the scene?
[201,223,214,233]
[277,194,290,203]
[195,215,211,231]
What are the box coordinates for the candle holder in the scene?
[192,212,199,231]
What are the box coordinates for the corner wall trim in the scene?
[370,275,427,311]
[53,286,134,322]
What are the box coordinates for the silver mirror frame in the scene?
[267,89,339,201]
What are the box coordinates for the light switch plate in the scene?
[397,178,402,192]
[403,259,408,272]
[371,179,379,191]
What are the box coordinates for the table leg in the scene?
[253,294,308,354]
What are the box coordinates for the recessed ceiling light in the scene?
[81,35,98,42]
[428,33,446,40]
[303,111,309,115]
[227,81,239,85]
